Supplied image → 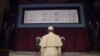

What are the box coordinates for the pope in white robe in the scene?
[39,26,62,56]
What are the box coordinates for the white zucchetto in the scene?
[48,26,54,30]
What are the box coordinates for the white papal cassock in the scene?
[39,32,62,56]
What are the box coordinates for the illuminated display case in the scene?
[17,4,85,28]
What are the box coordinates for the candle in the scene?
[97,21,99,26]
[89,21,91,26]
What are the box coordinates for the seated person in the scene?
[39,26,63,56]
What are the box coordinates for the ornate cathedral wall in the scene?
[14,0,90,52]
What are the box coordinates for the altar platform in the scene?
[9,51,100,56]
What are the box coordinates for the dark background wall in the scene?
[0,0,100,52]
[14,0,89,52]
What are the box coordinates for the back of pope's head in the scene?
[48,26,54,31]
